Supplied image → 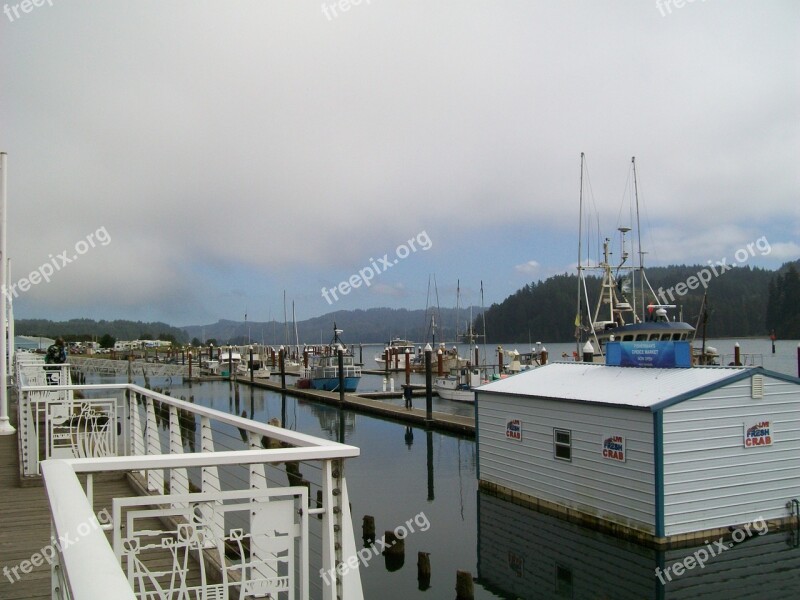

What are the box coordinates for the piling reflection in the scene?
[476,490,800,599]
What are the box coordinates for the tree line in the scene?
[478,261,800,343]
[15,318,189,346]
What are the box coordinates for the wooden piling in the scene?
[583,340,594,362]
[338,349,345,403]
[417,552,431,590]
[425,345,432,423]
[541,348,548,365]
[383,530,404,555]
[455,570,474,599]
[498,346,503,372]
[437,348,443,376]
[279,348,286,390]
[362,515,375,542]
[405,349,411,385]
[734,342,741,366]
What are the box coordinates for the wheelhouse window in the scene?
[554,428,572,461]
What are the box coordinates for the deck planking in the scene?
[0,401,206,599]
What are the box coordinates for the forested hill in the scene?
[479,261,800,343]
[15,319,189,343]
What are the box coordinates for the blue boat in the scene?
[306,324,362,392]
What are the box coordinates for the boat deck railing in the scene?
[15,363,364,600]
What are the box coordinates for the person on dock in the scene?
[44,337,67,384]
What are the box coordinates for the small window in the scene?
[635,334,648,341]
[622,334,633,341]
[555,564,573,598]
[672,333,682,341]
[554,428,572,461]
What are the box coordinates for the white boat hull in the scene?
[434,385,475,403]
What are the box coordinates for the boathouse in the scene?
[475,352,800,546]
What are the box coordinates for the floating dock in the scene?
[235,377,475,437]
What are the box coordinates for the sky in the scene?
[1,0,798,327]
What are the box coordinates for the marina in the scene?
[1,339,799,599]
[3,3,798,598]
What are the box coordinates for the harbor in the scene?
[3,3,799,598]
[1,339,799,599]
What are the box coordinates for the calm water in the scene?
[91,337,800,599]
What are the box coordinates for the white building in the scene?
[476,361,800,546]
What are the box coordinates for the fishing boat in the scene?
[574,154,695,360]
[210,349,242,376]
[304,324,362,392]
[434,366,484,402]
[433,302,490,402]
[374,338,417,369]
[236,351,271,379]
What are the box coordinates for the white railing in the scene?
[18,371,364,600]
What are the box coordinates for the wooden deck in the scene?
[0,402,203,599]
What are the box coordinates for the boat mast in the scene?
[455,279,460,344]
[632,156,645,321]
[576,152,585,357]
[292,300,299,356]
[283,290,288,347]
[480,280,487,368]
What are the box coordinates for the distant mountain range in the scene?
[15,307,484,346]
[182,307,483,346]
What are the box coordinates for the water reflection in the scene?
[477,490,800,599]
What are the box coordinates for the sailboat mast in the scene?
[455,279,460,344]
[283,290,288,347]
[632,156,645,320]
[576,152,585,356]
[480,280,487,368]
[292,300,299,355]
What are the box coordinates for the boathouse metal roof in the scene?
[476,362,784,410]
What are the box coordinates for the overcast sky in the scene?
[2,0,798,327]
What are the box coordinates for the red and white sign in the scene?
[744,420,772,447]
[602,434,625,462]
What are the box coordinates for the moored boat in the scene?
[574,155,696,360]
[305,324,361,392]
[236,353,271,379]
[434,366,485,402]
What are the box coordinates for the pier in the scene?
[235,377,475,437]
[68,355,192,379]
[67,356,476,436]
[0,360,365,599]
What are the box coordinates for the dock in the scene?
[234,377,476,437]
[1,360,366,599]
[0,403,184,600]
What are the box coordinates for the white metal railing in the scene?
[17,369,363,600]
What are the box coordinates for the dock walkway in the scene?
[237,377,476,436]
[0,405,129,599]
